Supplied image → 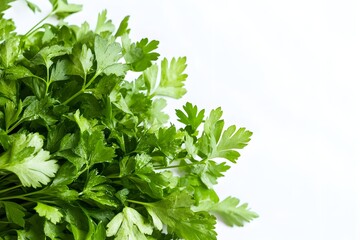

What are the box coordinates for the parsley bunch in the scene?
[0,0,257,239]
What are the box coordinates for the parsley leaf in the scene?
[69,44,94,79]
[94,35,127,76]
[106,207,153,240]
[50,0,82,19]
[0,37,19,68]
[122,35,160,72]
[95,10,115,35]
[144,191,217,240]
[176,102,205,135]
[115,16,130,38]
[34,202,64,224]
[25,0,41,13]
[0,133,59,188]
[209,196,259,227]
[199,107,252,162]
[144,57,188,99]
[82,170,118,208]
[2,201,26,227]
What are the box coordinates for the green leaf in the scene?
[144,191,217,240]
[123,37,160,72]
[213,126,252,162]
[152,57,187,99]
[78,129,116,167]
[69,44,93,79]
[50,59,70,82]
[82,170,118,208]
[199,107,252,162]
[58,126,115,171]
[106,207,152,240]
[0,78,17,103]
[44,220,69,240]
[0,133,59,188]
[146,208,162,231]
[192,160,230,188]
[95,10,115,35]
[146,98,169,130]
[209,197,259,227]
[2,201,26,227]
[0,37,19,68]
[32,45,71,69]
[0,0,15,16]
[17,215,45,240]
[0,18,16,41]
[115,16,130,38]
[91,75,119,99]
[176,102,205,135]
[25,0,41,13]
[103,63,128,76]
[51,161,77,186]
[34,202,64,224]
[143,64,158,95]
[63,205,89,240]
[171,212,217,240]
[72,109,92,133]
[50,0,82,19]
[21,96,58,126]
[94,35,125,76]
[4,100,22,131]
[156,125,182,159]
[5,65,34,80]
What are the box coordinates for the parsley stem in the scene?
[0,195,34,202]
[45,66,51,96]
[24,12,53,37]
[154,162,200,170]
[0,189,45,201]
[7,119,22,134]
[127,199,151,207]
[0,185,22,195]
[32,75,47,84]
[62,72,99,105]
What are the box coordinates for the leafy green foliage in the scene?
[209,197,259,227]
[49,0,82,19]
[106,207,152,240]
[34,202,64,224]
[144,57,188,99]
[144,191,217,240]
[0,133,59,188]
[0,1,257,239]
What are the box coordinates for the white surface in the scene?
[9,1,360,239]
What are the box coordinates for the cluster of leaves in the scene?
[0,0,257,239]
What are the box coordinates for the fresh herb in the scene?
[0,1,257,239]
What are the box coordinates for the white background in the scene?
[8,0,360,239]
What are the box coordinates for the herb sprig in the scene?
[0,1,257,239]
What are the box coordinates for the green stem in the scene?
[106,174,120,179]
[32,75,47,84]
[0,188,46,201]
[0,185,22,195]
[0,173,10,182]
[24,12,53,37]
[45,67,51,96]
[0,196,35,202]
[7,119,22,133]
[154,161,201,170]
[62,72,99,105]
[127,199,151,207]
